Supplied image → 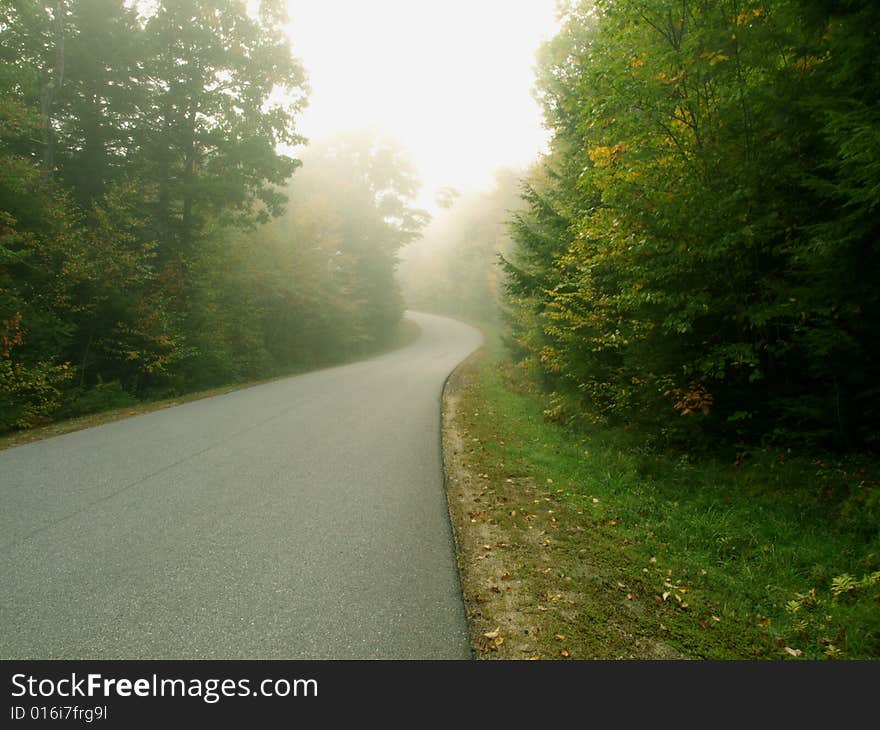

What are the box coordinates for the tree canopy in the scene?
[503,0,880,451]
[0,1,420,431]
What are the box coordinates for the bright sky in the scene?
[285,0,560,212]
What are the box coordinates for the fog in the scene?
[0,0,554,424]
[285,0,559,214]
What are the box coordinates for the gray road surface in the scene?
[0,312,482,659]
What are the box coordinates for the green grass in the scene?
[465,331,880,659]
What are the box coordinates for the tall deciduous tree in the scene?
[505,0,880,449]
[138,0,308,255]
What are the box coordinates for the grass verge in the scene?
[0,318,421,452]
[444,330,880,659]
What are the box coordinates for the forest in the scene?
[0,0,425,433]
[398,2,880,660]
[4,0,878,458]
[2,0,879,662]
[500,0,880,453]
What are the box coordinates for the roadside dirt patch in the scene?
[442,355,686,660]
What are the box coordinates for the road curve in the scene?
[0,312,482,659]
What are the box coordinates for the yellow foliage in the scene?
[735,8,763,26]
[794,53,830,72]
[588,142,626,168]
[700,49,729,65]
[1,312,24,357]
[655,70,685,85]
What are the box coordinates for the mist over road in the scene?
[0,312,482,659]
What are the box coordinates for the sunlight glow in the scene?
[285,0,560,211]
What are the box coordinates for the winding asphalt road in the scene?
[0,312,482,659]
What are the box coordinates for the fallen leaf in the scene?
[560,649,570,658]
[483,628,500,639]
[662,592,670,601]
[784,647,803,657]
[554,634,566,641]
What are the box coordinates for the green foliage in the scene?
[0,314,73,429]
[504,0,880,450]
[400,169,522,322]
[0,3,420,433]
[279,131,428,349]
[58,379,138,419]
[468,336,880,657]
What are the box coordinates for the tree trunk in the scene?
[40,1,66,184]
